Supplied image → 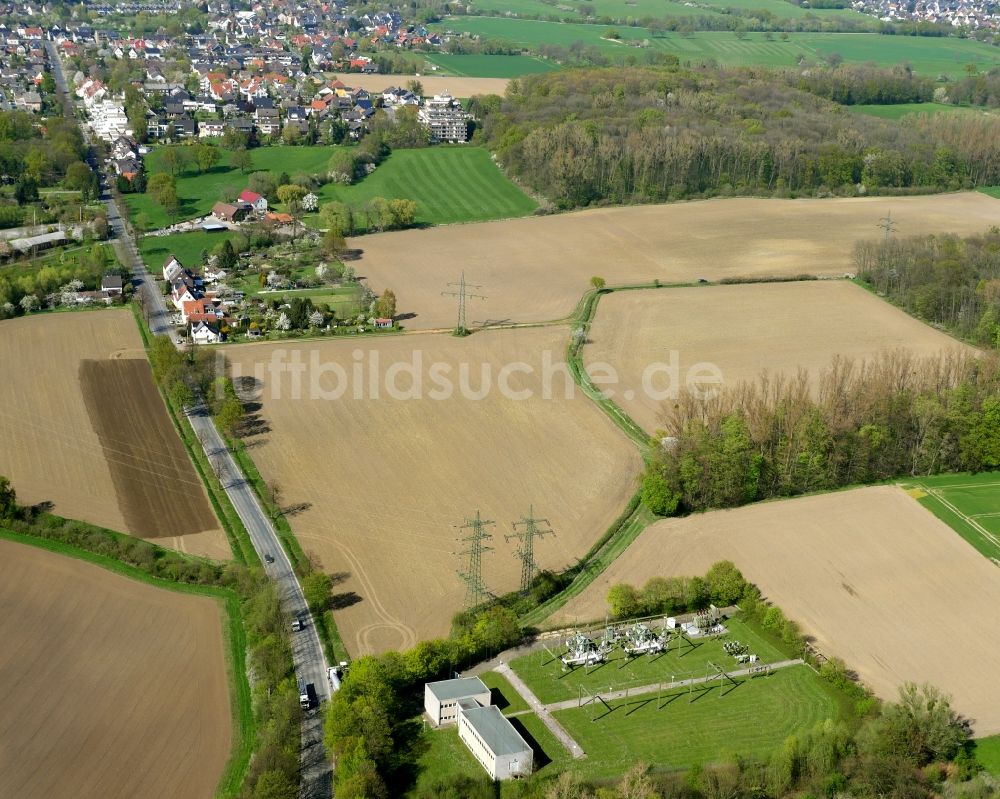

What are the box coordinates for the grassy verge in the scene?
[973,735,1000,775]
[0,526,254,798]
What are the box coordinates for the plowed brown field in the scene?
[585,281,972,433]
[556,485,1000,735]
[332,74,509,96]
[353,192,1000,330]
[226,327,642,655]
[0,538,232,799]
[0,312,227,559]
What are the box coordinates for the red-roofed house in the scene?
[238,189,268,214]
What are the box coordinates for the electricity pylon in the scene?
[455,510,495,608]
[506,506,554,593]
[442,272,486,336]
[877,211,897,243]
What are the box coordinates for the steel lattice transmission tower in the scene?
[506,506,554,594]
[877,211,897,243]
[455,510,495,608]
[442,272,486,336]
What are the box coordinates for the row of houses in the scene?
[0,24,48,113]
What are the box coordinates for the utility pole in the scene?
[455,510,495,608]
[877,211,896,243]
[442,272,486,336]
[506,506,554,593]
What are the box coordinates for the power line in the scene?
[506,505,554,593]
[454,509,494,609]
[441,272,486,336]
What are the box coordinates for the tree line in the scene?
[856,229,1000,347]
[473,66,1000,208]
[641,349,1000,516]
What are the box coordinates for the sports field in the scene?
[424,53,559,77]
[354,192,1000,330]
[126,145,337,228]
[310,146,537,228]
[902,472,1000,562]
[554,665,841,778]
[511,616,787,705]
[436,18,1000,76]
[225,327,642,655]
[585,281,971,434]
[0,538,232,799]
[0,312,228,558]
[556,485,1000,735]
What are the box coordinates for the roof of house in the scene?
[101,275,123,289]
[460,705,532,757]
[238,189,263,203]
[426,676,488,703]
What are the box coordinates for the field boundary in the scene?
[900,472,1000,563]
[0,526,254,799]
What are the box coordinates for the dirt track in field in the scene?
[331,74,509,96]
[0,538,232,799]
[352,192,1000,330]
[556,485,1000,735]
[0,312,228,559]
[586,281,973,434]
[226,327,642,655]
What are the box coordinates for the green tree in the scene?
[320,201,354,234]
[0,475,17,519]
[590,276,606,291]
[374,289,396,319]
[322,227,346,257]
[155,183,179,221]
[231,148,252,174]
[641,471,680,516]
[387,198,417,229]
[276,183,307,211]
[704,561,746,606]
[252,770,297,799]
[302,571,333,612]
[159,146,184,176]
[14,177,38,205]
[195,144,220,174]
[607,583,641,619]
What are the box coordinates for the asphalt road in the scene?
[47,39,333,798]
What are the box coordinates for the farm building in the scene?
[458,704,533,781]
[10,231,67,254]
[424,676,490,726]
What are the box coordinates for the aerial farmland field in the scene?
[0,312,228,559]
[0,538,232,799]
[225,327,642,655]
[556,485,1000,735]
[354,192,1000,330]
[327,74,511,97]
[585,281,972,434]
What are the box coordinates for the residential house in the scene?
[237,189,268,213]
[212,201,250,222]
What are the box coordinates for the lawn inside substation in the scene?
[510,616,788,705]
[308,146,538,228]
[902,472,1000,562]
[556,665,841,778]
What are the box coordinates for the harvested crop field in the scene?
[226,327,642,655]
[586,281,971,433]
[331,74,509,96]
[0,312,227,559]
[555,485,1000,735]
[353,192,1000,330]
[0,538,232,799]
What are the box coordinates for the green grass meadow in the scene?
[901,472,1000,561]
[469,0,872,22]
[425,52,559,76]
[126,145,338,228]
[973,735,1000,775]
[437,18,1000,76]
[979,186,1000,199]
[556,665,841,778]
[480,671,532,715]
[309,146,537,228]
[850,102,995,119]
[511,617,788,705]
[140,229,238,272]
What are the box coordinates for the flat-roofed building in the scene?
[458,703,533,781]
[424,676,490,726]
